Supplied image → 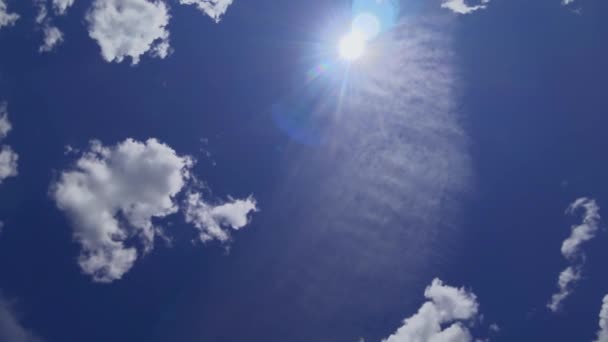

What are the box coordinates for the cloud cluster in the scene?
[0,0,19,29]
[179,0,233,22]
[548,198,600,312]
[0,104,18,184]
[184,192,257,242]
[52,0,75,15]
[441,0,490,14]
[383,279,480,342]
[86,0,172,65]
[0,294,44,342]
[35,1,64,53]
[52,138,257,283]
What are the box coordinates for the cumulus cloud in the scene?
[383,279,480,342]
[441,0,490,14]
[52,0,75,15]
[0,0,19,29]
[0,294,44,342]
[548,198,600,312]
[39,25,64,52]
[86,0,172,65]
[35,1,64,53]
[52,138,193,282]
[179,0,233,22]
[594,295,608,342]
[184,192,257,242]
[0,104,18,184]
[52,138,257,283]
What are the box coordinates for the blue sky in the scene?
[0,0,607,341]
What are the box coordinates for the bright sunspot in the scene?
[339,31,366,61]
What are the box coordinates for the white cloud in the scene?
[86,0,172,65]
[39,25,64,52]
[548,198,600,312]
[383,279,480,342]
[0,294,44,342]
[184,192,257,242]
[562,0,575,5]
[179,0,233,22]
[0,0,19,29]
[53,0,75,15]
[35,1,65,53]
[441,0,490,14]
[594,295,608,342]
[52,138,258,283]
[0,107,12,140]
[52,138,194,282]
[0,104,18,184]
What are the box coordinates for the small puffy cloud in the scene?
[0,107,12,140]
[52,138,258,283]
[594,295,608,342]
[53,0,75,15]
[86,0,172,65]
[35,1,65,53]
[52,138,193,282]
[39,25,64,52]
[441,0,490,14]
[548,198,600,312]
[179,0,233,22]
[383,279,480,342]
[0,294,44,342]
[0,104,18,184]
[0,0,19,29]
[184,192,257,242]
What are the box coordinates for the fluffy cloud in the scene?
[441,0,490,14]
[52,138,193,282]
[39,25,64,52]
[179,0,233,22]
[86,0,172,65]
[0,294,44,342]
[383,279,480,342]
[184,192,257,242]
[594,295,608,342]
[548,198,600,312]
[35,1,64,53]
[0,0,19,29]
[0,104,18,184]
[53,0,75,15]
[52,138,257,283]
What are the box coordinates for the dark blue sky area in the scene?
[0,0,608,341]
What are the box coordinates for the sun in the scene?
[338,31,366,61]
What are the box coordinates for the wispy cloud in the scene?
[548,198,600,312]
[179,0,233,22]
[0,103,18,184]
[35,1,64,53]
[0,0,19,29]
[0,294,44,342]
[441,0,490,14]
[52,0,75,15]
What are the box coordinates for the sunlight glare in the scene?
[339,31,366,61]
